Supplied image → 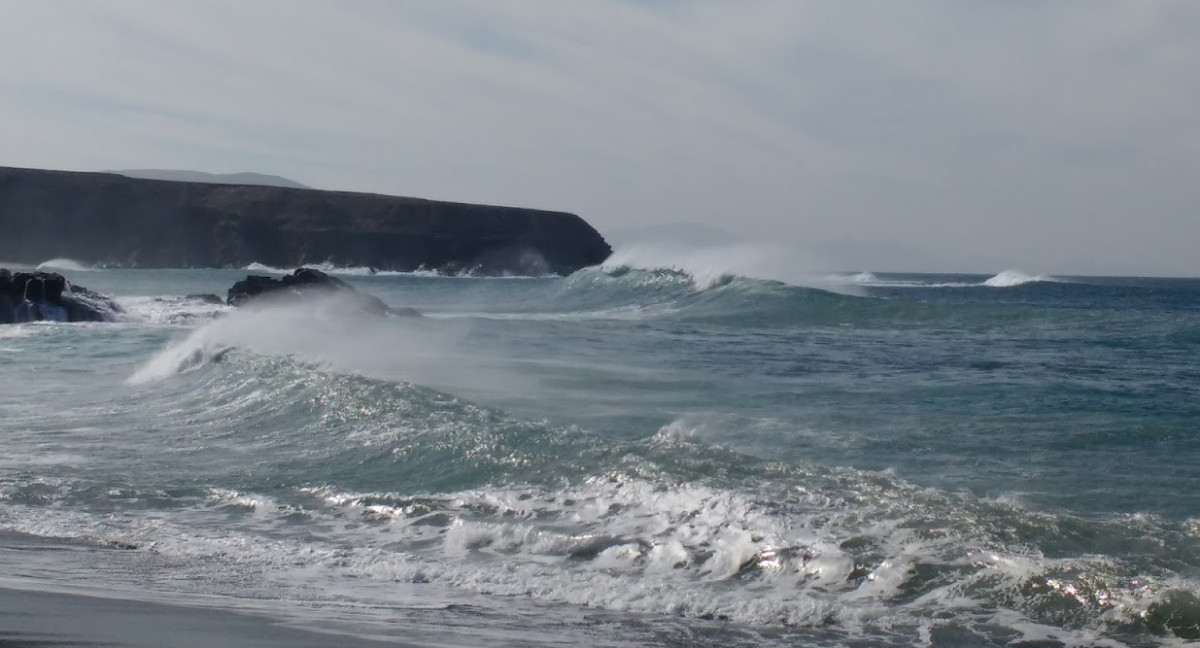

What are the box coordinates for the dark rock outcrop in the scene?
[227,268,418,317]
[0,166,612,275]
[0,269,122,323]
[185,293,225,305]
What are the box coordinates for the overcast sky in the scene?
[1,1,1197,275]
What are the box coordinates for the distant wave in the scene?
[36,258,95,272]
[830,270,1061,289]
[982,270,1057,288]
[825,271,945,288]
[600,243,857,294]
[822,271,881,284]
[824,272,971,289]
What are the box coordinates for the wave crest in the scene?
[983,270,1056,288]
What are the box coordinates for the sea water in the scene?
[1,256,1198,646]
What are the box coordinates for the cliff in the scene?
[0,166,611,275]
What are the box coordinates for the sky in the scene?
[1,1,1198,276]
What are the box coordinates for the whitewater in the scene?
[2,257,1199,647]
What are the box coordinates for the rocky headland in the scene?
[0,166,611,275]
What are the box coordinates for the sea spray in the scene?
[36,257,95,272]
[127,293,541,404]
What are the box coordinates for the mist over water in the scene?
[2,263,1200,646]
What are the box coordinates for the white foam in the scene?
[206,488,287,515]
[0,326,34,340]
[649,418,706,446]
[292,478,859,625]
[116,296,230,326]
[0,468,1182,646]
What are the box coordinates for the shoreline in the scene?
[0,584,412,648]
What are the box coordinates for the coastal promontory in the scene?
[0,166,611,275]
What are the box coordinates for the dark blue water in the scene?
[1,261,1198,646]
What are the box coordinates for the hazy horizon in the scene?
[2,2,1197,277]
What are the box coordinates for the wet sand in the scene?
[0,586,409,648]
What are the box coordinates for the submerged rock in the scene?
[0,269,123,324]
[226,268,418,316]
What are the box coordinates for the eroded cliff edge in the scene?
[0,166,611,275]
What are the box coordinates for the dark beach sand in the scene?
[0,586,411,648]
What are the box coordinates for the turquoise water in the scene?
[1,261,1198,646]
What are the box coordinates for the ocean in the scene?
[1,255,1198,647]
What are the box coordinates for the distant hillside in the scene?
[111,169,310,189]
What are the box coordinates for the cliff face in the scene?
[0,166,611,275]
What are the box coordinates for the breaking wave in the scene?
[36,257,95,272]
[982,269,1057,288]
